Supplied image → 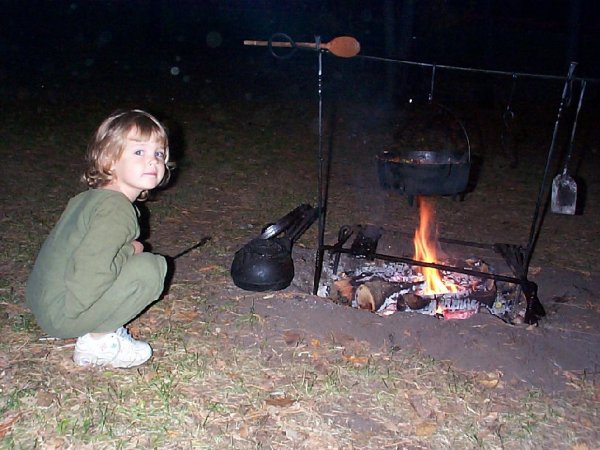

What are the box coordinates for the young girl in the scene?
[26,109,172,368]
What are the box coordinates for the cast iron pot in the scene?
[231,204,318,292]
[377,148,471,200]
[378,102,472,204]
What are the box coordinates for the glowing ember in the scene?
[413,197,458,295]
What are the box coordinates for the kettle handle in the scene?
[287,206,320,243]
[259,204,312,239]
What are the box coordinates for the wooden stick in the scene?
[243,36,360,58]
[355,279,404,311]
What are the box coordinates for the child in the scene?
[26,109,172,368]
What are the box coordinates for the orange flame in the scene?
[414,197,457,295]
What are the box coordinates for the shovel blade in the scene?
[551,174,577,215]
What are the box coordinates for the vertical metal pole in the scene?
[312,36,325,294]
[523,62,576,271]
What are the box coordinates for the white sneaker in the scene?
[73,327,152,368]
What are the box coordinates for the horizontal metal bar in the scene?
[381,228,497,251]
[356,54,600,84]
[322,246,523,285]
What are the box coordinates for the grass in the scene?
[1,294,598,448]
[1,98,599,449]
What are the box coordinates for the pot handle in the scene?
[433,102,471,163]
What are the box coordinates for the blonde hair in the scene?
[82,109,172,200]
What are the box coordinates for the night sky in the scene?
[1,1,599,104]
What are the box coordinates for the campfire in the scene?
[413,197,459,296]
[317,196,521,321]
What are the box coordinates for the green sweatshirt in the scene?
[26,189,167,338]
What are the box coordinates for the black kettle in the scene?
[231,204,319,292]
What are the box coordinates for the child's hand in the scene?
[132,240,144,254]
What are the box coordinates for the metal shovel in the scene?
[551,79,586,215]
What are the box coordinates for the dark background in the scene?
[2,1,599,106]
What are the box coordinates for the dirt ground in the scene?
[143,95,600,396]
[165,243,600,394]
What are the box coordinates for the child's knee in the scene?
[125,253,167,293]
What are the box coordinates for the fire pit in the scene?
[318,257,519,321]
[315,198,543,324]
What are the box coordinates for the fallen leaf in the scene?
[283,330,303,346]
[198,265,221,272]
[128,324,141,338]
[571,443,590,450]
[415,421,437,437]
[227,371,244,382]
[312,356,330,373]
[36,390,55,408]
[265,397,296,407]
[329,332,355,346]
[477,371,502,389]
[174,310,199,321]
[478,378,500,389]
[238,422,249,438]
[343,354,369,365]
[0,412,23,439]
[333,278,353,300]
[579,416,592,428]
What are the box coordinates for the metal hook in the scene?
[267,32,298,60]
[428,64,436,104]
[503,73,518,124]
[564,61,578,107]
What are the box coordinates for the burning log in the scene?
[332,276,354,305]
[355,279,405,311]
[333,276,406,311]
[334,276,439,312]
[329,259,503,318]
[402,292,431,310]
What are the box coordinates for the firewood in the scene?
[402,292,430,310]
[333,277,354,304]
[355,279,404,311]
